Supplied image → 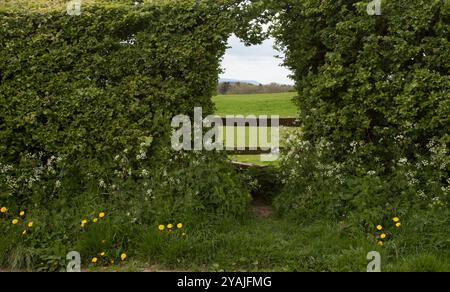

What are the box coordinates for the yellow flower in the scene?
[380,233,387,239]
[0,207,7,213]
[396,222,401,228]
[12,219,19,225]
[81,219,88,225]
[81,223,86,228]
[167,224,173,229]
[93,218,98,223]
[177,223,183,229]
[158,225,165,231]
[22,230,27,236]
[100,252,106,257]
[393,217,400,223]
[19,211,25,217]
[376,225,383,231]
[99,212,105,219]
[377,241,384,246]
[91,257,98,264]
[120,253,127,261]
[27,221,33,228]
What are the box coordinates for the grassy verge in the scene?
[86,214,450,272]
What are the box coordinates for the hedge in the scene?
[267,0,449,223]
[0,0,252,269]
[272,0,450,153]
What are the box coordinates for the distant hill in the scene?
[217,81,295,95]
[219,78,261,86]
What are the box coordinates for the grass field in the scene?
[227,155,278,166]
[219,126,295,149]
[213,92,298,165]
[220,126,296,166]
[213,92,298,117]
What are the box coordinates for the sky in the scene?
[219,34,294,85]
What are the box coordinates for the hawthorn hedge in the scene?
[0,1,250,222]
[273,0,450,155]
[271,0,450,223]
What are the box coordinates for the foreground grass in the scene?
[213,92,298,117]
[86,215,450,272]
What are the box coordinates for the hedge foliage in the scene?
[1,0,449,270]
[269,0,449,224]
[0,0,251,269]
[273,0,449,153]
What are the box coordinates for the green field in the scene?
[227,155,278,166]
[220,126,295,149]
[213,92,298,117]
[220,126,296,166]
[213,92,298,165]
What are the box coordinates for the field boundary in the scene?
[220,117,298,156]
[215,117,300,127]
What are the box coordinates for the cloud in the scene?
[220,35,294,85]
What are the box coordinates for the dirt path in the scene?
[251,197,273,218]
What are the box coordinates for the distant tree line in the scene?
[217,82,295,95]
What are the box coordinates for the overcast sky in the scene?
[219,34,294,85]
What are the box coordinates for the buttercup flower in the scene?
[92,257,98,264]
[93,218,98,223]
[393,217,400,223]
[100,252,106,257]
[158,224,165,231]
[12,219,19,225]
[376,225,383,231]
[81,219,88,225]
[1,207,7,213]
[177,223,183,229]
[19,211,25,217]
[167,224,173,229]
[99,212,105,219]
[380,233,387,239]
[27,222,33,228]
[22,230,27,236]
[120,253,127,261]
[396,222,401,228]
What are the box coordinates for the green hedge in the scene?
[270,0,449,223]
[273,0,449,152]
[0,0,251,269]
[1,0,228,169]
